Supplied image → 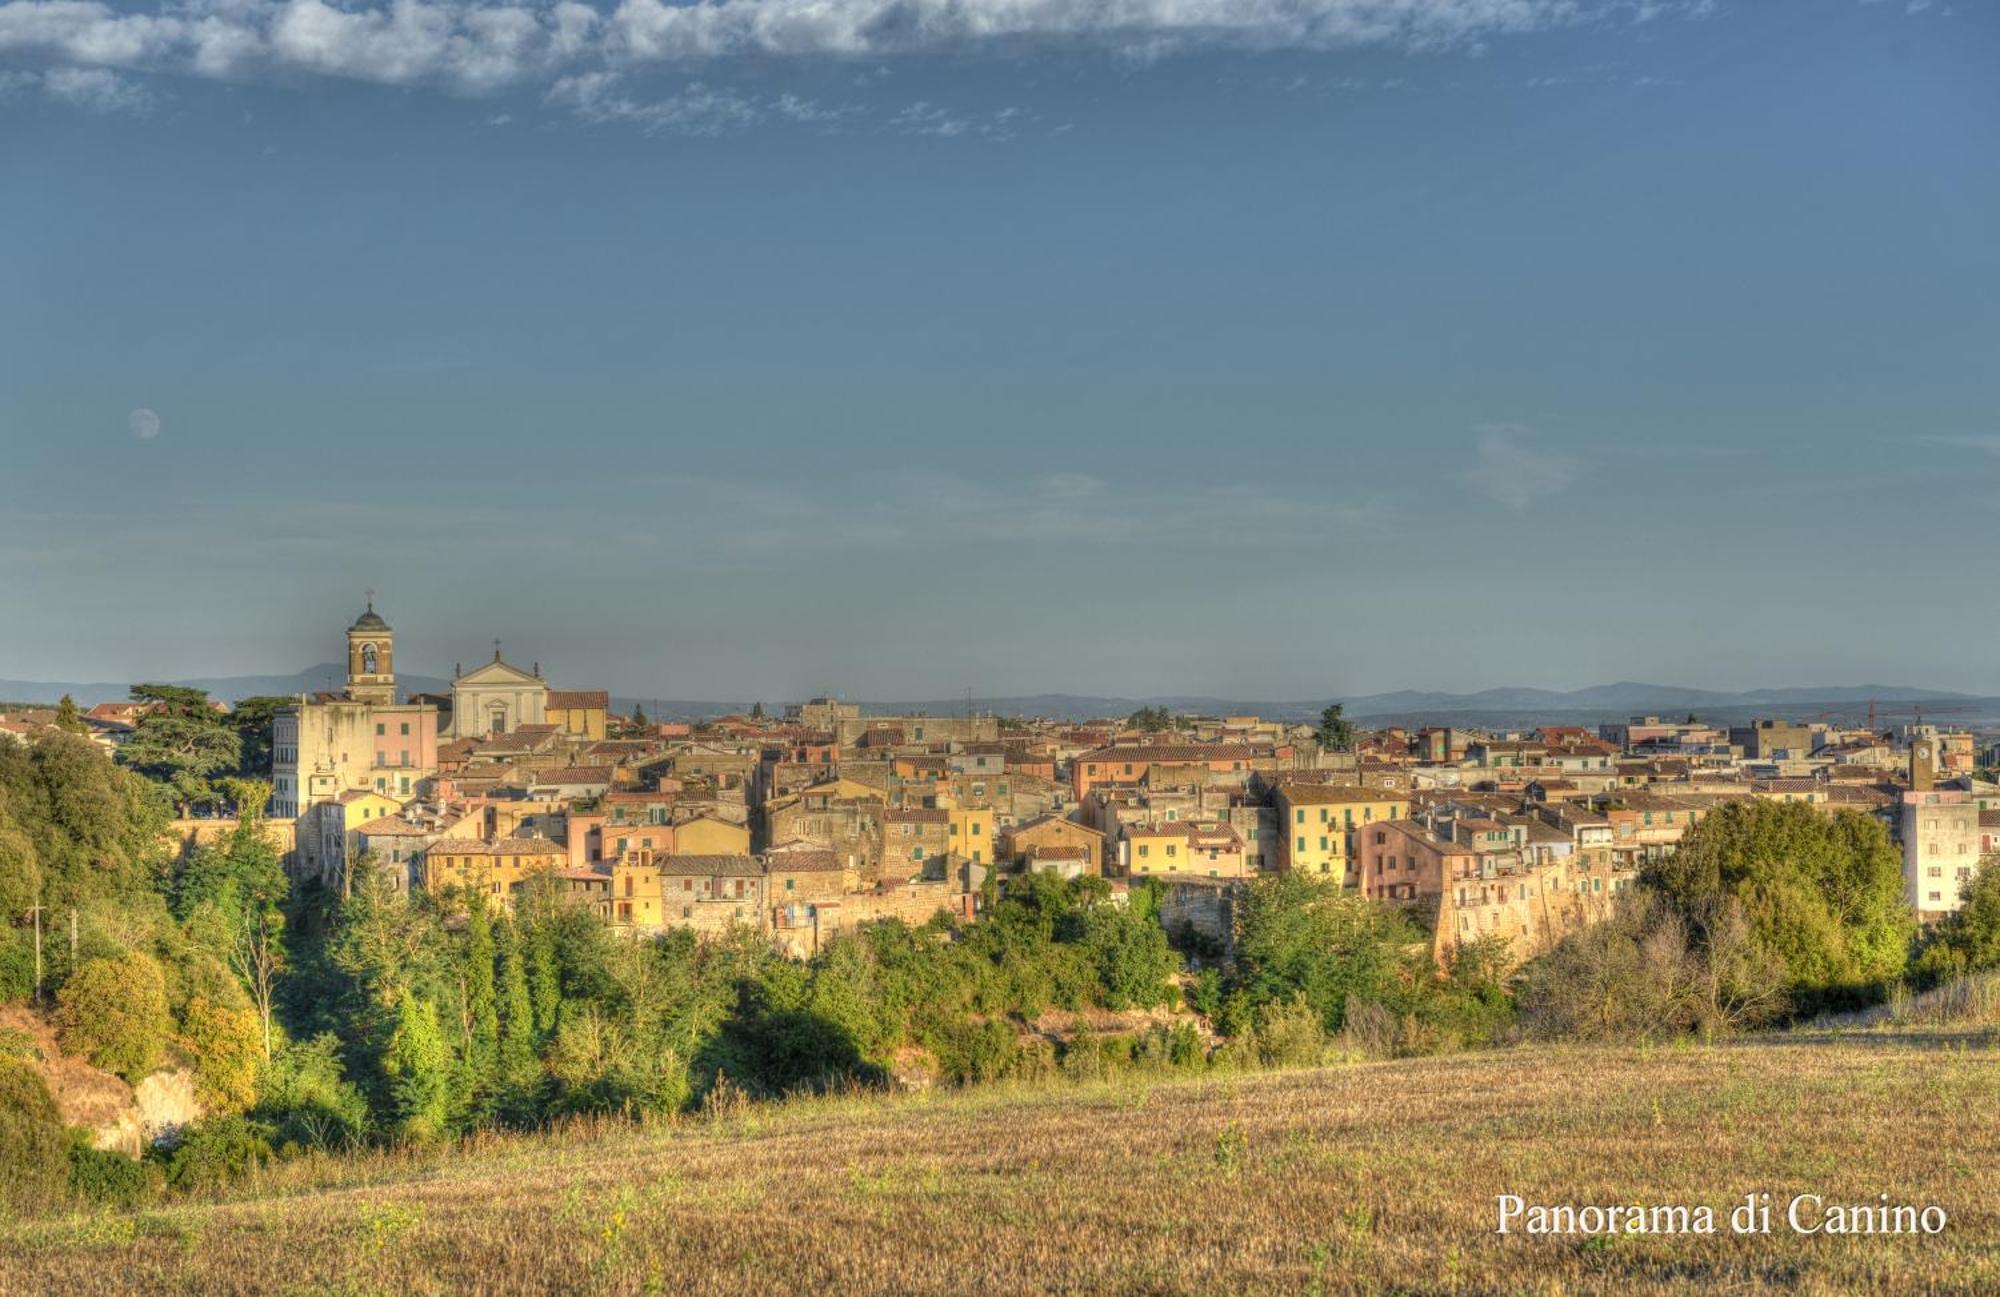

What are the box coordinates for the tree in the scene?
[1128,706,1172,733]
[1315,703,1355,752]
[1230,873,1419,1031]
[116,685,240,816]
[53,694,86,735]
[226,696,293,780]
[460,892,500,1116]
[1915,855,2000,983]
[631,702,649,730]
[55,951,171,1081]
[749,702,765,720]
[494,918,540,1112]
[1648,801,1910,1014]
[182,995,262,1113]
[382,993,452,1141]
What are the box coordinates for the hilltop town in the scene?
[19,601,1979,972]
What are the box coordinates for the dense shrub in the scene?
[158,1115,274,1190]
[0,1056,69,1216]
[68,1132,157,1208]
[1649,801,1909,1015]
[55,951,171,1081]
[253,1034,370,1153]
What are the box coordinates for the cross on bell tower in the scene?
[345,596,396,704]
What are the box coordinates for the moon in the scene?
[129,408,161,439]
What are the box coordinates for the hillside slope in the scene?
[5,1036,1997,1295]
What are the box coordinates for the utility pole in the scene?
[26,904,43,1004]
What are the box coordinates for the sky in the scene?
[2,0,1997,702]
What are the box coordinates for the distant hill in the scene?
[2,670,1988,727]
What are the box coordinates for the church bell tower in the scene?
[346,595,396,704]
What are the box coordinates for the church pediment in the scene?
[455,659,545,688]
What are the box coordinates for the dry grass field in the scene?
[5,1032,1998,1296]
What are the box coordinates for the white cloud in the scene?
[128,407,162,439]
[1469,424,1575,510]
[0,0,1689,102]
[43,63,152,109]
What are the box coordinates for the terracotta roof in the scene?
[548,690,610,710]
[436,836,564,856]
[1078,744,1267,765]
[765,847,841,872]
[533,767,615,785]
[355,816,434,836]
[660,853,764,877]
[1279,784,1405,806]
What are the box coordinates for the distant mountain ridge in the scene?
[0,668,1985,725]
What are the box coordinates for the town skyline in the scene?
[7,0,1996,701]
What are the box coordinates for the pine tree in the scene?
[527,918,561,1036]
[494,918,541,1119]
[382,993,451,1141]
[53,694,85,734]
[632,702,649,729]
[462,893,499,1117]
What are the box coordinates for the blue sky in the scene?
[2,0,1996,701]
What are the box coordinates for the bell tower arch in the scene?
[346,594,396,704]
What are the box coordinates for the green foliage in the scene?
[56,952,171,1081]
[68,1131,157,1208]
[1649,801,1911,1014]
[158,1115,274,1190]
[1231,873,1418,1032]
[382,994,452,1142]
[1127,706,1174,733]
[53,694,86,735]
[116,685,241,816]
[253,1034,369,1153]
[1915,856,2000,984]
[1315,703,1355,752]
[182,995,263,1113]
[0,1055,69,1215]
[224,696,293,782]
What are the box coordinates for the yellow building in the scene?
[424,836,566,908]
[675,814,751,857]
[1276,785,1408,884]
[1123,821,1248,878]
[947,805,995,865]
[547,690,610,740]
[607,854,663,932]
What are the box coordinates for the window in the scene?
[1138,845,1150,858]
[786,878,795,892]
[1296,836,1306,853]
[375,723,385,736]
[1318,837,1328,851]
[1296,809,1305,824]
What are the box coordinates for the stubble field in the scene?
[4,1032,1997,1296]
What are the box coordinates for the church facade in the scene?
[449,653,550,738]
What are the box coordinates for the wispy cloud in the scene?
[2,63,157,112]
[1468,424,1576,510]
[0,0,1697,106]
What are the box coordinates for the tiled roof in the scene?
[548,690,611,710]
[661,853,764,877]
[1078,744,1267,764]
[1279,784,1405,806]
